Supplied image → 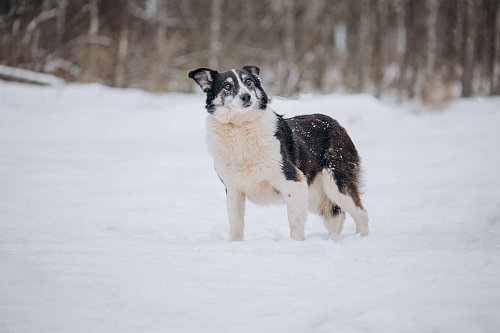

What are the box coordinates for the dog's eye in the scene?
[224,83,232,90]
[245,79,253,87]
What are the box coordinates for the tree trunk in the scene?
[397,0,406,102]
[422,0,438,104]
[155,0,169,53]
[89,0,99,35]
[87,0,99,80]
[461,0,476,97]
[155,0,169,91]
[284,0,297,93]
[356,0,370,92]
[314,0,334,93]
[276,0,297,95]
[373,0,387,98]
[115,1,129,87]
[57,0,68,45]
[209,0,222,69]
[489,0,500,95]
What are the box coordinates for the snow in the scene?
[1,80,500,332]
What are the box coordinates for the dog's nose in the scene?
[240,93,251,103]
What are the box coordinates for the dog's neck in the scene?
[211,106,270,126]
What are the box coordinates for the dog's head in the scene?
[188,66,268,114]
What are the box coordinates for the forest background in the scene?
[1,0,499,104]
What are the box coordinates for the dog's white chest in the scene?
[206,111,283,199]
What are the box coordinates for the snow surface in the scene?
[1,81,500,332]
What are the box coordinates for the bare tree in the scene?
[462,0,476,97]
[115,0,130,87]
[494,0,500,95]
[1,0,499,99]
[356,0,370,92]
[488,0,500,95]
[314,0,335,93]
[396,0,407,101]
[275,0,297,95]
[89,0,99,35]
[372,0,388,98]
[209,0,222,69]
[56,0,68,44]
[155,0,168,52]
[422,0,438,104]
[23,0,58,46]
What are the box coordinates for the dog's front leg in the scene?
[226,188,245,241]
[279,179,308,241]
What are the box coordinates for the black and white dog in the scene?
[188,66,369,241]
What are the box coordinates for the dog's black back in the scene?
[277,114,363,209]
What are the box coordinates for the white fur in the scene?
[308,175,330,215]
[232,70,251,96]
[308,175,345,235]
[279,178,308,241]
[321,169,369,236]
[206,107,284,203]
[226,188,245,241]
[230,69,257,111]
[206,107,308,240]
[323,211,346,235]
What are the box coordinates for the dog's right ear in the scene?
[188,68,218,93]
[242,65,260,80]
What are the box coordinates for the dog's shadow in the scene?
[305,232,356,243]
[269,232,355,243]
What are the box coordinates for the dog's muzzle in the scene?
[240,93,252,107]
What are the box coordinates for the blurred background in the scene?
[1,0,499,103]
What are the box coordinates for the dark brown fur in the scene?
[275,113,364,211]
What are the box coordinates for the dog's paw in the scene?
[290,230,305,241]
[229,233,244,241]
[356,226,369,237]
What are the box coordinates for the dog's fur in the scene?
[188,66,369,241]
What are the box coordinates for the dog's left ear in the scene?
[243,65,261,80]
[188,68,218,93]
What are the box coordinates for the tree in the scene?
[462,0,477,97]
[0,0,498,99]
[209,0,222,69]
[422,0,439,104]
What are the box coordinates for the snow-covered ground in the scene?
[1,80,499,333]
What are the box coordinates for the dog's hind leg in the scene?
[321,169,369,236]
[226,188,245,241]
[338,210,346,234]
[322,204,346,235]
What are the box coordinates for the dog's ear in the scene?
[188,68,218,93]
[242,65,260,80]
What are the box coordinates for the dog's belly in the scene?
[240,179,285,205]
[219,164,285,205]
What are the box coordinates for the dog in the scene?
[188,65,369,241]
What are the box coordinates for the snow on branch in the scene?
[127,1,185,27]
[0,65,65,86]
[44,56,82,78]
